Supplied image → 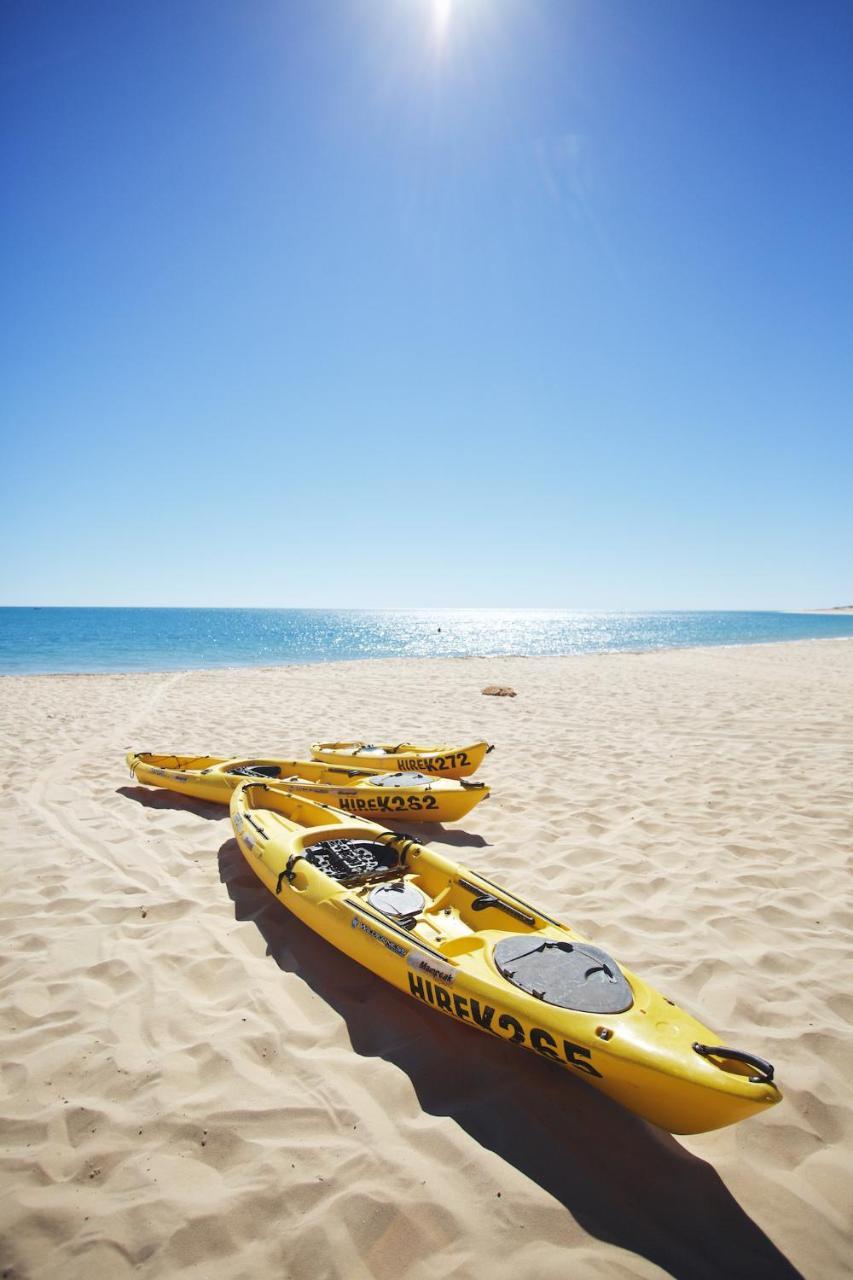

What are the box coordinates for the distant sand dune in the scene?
[1,639,851,1278]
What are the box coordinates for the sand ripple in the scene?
[1,641,851,1277]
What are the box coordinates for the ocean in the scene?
[1,608,851,675]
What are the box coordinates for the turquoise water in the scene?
[1,608,851,675]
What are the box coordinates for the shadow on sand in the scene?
[118,787,490,847]
[383,820,490,849]
[217,837,800,1280]
[116,785,224,822]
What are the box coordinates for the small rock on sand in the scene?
[482,686,516,697]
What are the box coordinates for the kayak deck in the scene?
[127,752,489,822]
[231,784,781,1134]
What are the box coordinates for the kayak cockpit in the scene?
[239,804,635,1015]
[229,763,285,779]
[302,837,401,882]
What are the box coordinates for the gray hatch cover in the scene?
[493,936,633,1014]
[367,881,426,919]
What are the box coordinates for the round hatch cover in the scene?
[494,936,633,1014]
[367,881,425,919]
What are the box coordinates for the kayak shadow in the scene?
[384,820,490,849]
[217,837,800,1280]
[117,787,489,842]
[117,785,224,822]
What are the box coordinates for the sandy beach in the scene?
[1,638,851,1280]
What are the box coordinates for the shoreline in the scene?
[4,608,853,680]
[792,607,853,615]
[2,628,852,680]
[1,639,852,1277]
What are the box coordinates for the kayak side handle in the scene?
[457,878,536,926]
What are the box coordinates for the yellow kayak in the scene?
[310,740,492,779]
[230,783,781,1135]
[126,752,488,824]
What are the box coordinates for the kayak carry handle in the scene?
[457,878,536,926]
[692,1042,776,1084]
[280,852,308,890]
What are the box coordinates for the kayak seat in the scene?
[231,765,282,779]
[305,837,400,884]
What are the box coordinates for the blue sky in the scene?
[2,0,851,608]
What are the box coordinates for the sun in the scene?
[431,0,453,46]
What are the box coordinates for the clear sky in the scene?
[1,0,851,608]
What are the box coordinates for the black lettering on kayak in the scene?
[434,986,452,1012]
[458,751,469,767]
[343,792,435,813]
[410,973,454,1013]
[341,797,375,812]
[498,1013,525,1044]
[408,977,605,1079]
[452,995,470,1021]
[531,1028,559,1060]
[469,999,495,1031]
[409,973,438,1005]
[563,1040,602,1077]
[399,757,440,773]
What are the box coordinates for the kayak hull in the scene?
[310,740,492,779]
[229,783,781,1135]
[126,752,488,824]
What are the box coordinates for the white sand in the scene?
[1,640,851,1279]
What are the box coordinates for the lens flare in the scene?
[432,0,453,46]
